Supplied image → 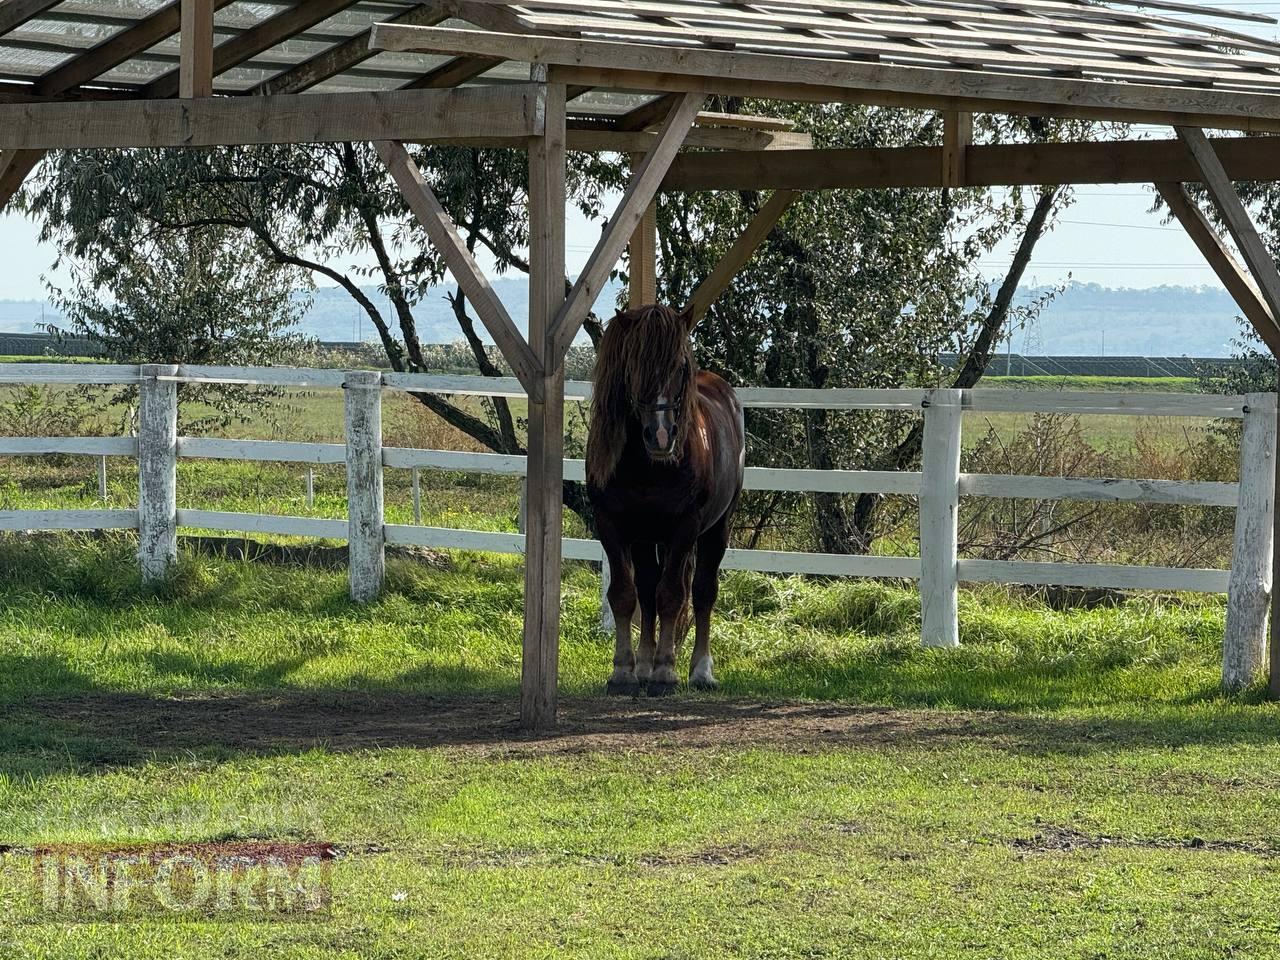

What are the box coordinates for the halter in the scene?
[637,359,690,420]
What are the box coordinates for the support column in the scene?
[345,370,385,603]
[138,363,178,583]
[919,388,963,648]
[521,77,568,730]
[1225,393,1277,692]
[179,0,214,99]
[628,154,658,308]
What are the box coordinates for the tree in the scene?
[46,224,307,431]
[656,102,1085,553]
[22,143,626,519]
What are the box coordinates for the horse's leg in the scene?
[689,514,731,691]
[649,536,697,697]
[598,517,639,695]
[632,543,660,687]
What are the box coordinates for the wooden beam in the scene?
[550,92,705,359]
[628,153,658,308]
[0,86,545,150]
[1155,182,1280,355]
[254,2,453,97]
[686,190,797,322]
[374,140,541,393]
[371,24,1280,134]
[401,56,503,90]
[941,110,972,188]
[521,77,568,731]
[148,0,362,100]
[179,0,214,99]
[568,126,810,153]
[0,149,40,212]
[1177,128,1280,327]
[0,0,62,38]
[662,136,1280,192]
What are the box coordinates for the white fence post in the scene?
[97,455,108,501]
[411,467,421,524]
[137,363,178,583]
[1224,392,1277,692]
[345,370,385,603]
[600,558,615,634]
[305,466,315,508]
[919,388,963,648]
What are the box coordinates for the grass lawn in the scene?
[0,536,1276,958]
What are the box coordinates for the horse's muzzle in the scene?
[642,422,679,459]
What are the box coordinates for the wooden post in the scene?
[1273,386,1280,700]
[305,466,315,509]
[919,388,963,648]
[411,467,421,524]
[1225,393,1277,693]
[138,363,178,583]
[941,111,973,188]
[628,154,658,308]
[344,370,384,603]
[97,455,108,501]
[521,75,567,730]
[179,0,214,99]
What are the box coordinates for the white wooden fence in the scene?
[1,363,1274,691]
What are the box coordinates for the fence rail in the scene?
[1,363,1273,691]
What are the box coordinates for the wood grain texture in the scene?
[0,86,544,149]
[179,0,214,98]
[372,25,1280,132]
[665,137,1280,192]
[522,78,568,730]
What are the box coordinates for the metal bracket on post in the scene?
[138,363,179,583]
[345,370,385,603]
[919,388,963,648]
[1225,392,1277,692]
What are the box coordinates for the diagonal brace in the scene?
[375,140,542,393]
[549,92,706,360]
[685,189,797,323]
[1175,127,1280,342]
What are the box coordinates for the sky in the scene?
[0,183,1239,302]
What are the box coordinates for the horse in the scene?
[586,304,746,697]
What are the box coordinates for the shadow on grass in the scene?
[0,682,1276,781]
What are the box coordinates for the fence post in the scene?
[345,370,385,603]
[305,466,315,509]
[138,363,178,583]
[919,388,963,648]
[1224,392,1277,693]
[411,467,421,524]
[98,455,108,501]
[600,558,615,634]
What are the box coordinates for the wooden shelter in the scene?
[4,0,1280,726]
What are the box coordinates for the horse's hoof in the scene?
[689,676,719,692]
[606,678,641,697]
[647,680,679,698]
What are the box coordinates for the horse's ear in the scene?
[679,303,697,334]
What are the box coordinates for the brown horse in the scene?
[586,304,745,696]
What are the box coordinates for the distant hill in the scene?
[0,281,1251,357]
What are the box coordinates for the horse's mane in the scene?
[586,304,698,488]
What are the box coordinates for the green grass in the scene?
[0,536,1276,958]
[982,375,1202,393]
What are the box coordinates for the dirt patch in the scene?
[1011,823,1277,858]
[0,692,1003,760]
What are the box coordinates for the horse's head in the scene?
[587,304,698,485]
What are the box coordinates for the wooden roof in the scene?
[2,1,1277,105]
